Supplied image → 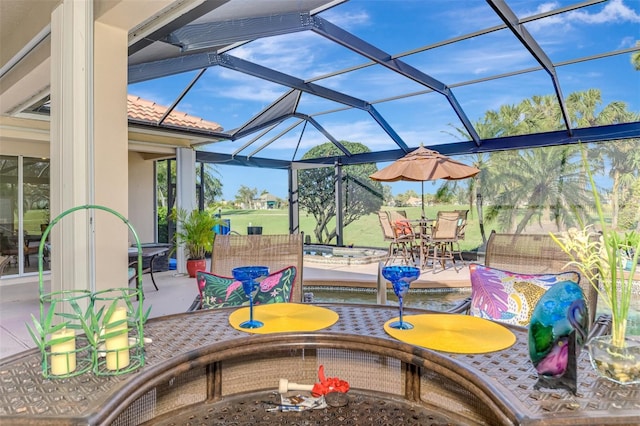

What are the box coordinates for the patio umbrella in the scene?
[369,146,480,218]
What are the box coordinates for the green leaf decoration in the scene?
[25,320,45,350]
[142,306,151,323]
[48,322,69,334]
[100,328,129,340]
[47,334,75,347]
[43,303,56,330]
[104,319,127,330]
[57,313,81,320]
[29,313,44,336]
[103,301,118,324]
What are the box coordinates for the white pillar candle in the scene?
[105,306,130,370]
[50,328,76,375]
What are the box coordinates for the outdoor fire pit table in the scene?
[0,304,638,425]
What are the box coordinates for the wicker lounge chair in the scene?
[448,231,611,338]
[188,233,304,311]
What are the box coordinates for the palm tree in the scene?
[632,41,640,71]
[156,160,223,208]
[566,90,639,229]
[595,139,640,229]
[235,185,258,209]
[485,145,591,234]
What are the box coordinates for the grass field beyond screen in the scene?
[218,206,483,251]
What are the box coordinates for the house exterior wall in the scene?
[128,152,155,243]
[0,137,49,158]
[0,117,173,283]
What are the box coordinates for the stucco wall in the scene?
[128,151,155,243]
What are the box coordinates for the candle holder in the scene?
[27,290,94,379]
[29,204,148,378]
[92,288,147,376]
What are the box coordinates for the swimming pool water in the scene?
[306,287,470,312]
[307,287,640,335]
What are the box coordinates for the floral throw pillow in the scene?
[197,266,297,309]
[469,263,580,327]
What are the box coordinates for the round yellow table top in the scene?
[229,303,339,334]
[384,314,516,354]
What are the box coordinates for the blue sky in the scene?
[129,0,640,201]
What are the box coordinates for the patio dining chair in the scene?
[453,209,469,241]
[423,211,465,273]
[377,211,416,266]
[0,255,10,275]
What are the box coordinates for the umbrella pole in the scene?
[421,181,425,219]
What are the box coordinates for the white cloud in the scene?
[618,36,637,49]
[230,32,319,75]
[568,0,640,24]
[219,85,287,103]
[526,0,640,30]
[320,9,370,29]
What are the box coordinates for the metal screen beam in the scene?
[128,0,231,55]
[164,12,315,51]
[310,15,481,145]
[195,121,640,169]
[487,0,573,136]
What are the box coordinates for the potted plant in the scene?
[172,208,224,278]
[551,150,640,384]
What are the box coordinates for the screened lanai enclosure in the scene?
[3,0,640,273]
[123,0,640,248]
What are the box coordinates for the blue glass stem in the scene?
[398,296,404,326]
[248,286,255,323]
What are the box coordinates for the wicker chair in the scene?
[188,233,304,311]
[448,231,611,338]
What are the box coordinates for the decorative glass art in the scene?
[528,280,589,394]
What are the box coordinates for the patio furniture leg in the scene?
[148,254,160,291]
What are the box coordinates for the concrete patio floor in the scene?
[0,259,471,360]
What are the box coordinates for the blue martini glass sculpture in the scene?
[232,266,270,329]
[382,265,421,329]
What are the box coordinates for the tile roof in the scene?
[127,95,223,132]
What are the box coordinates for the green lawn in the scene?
[218,205,485,251]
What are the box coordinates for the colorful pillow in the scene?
[394,220,413,236]
[469,263,580,327]
[197,266,297,309]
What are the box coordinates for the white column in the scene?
[93,20,128,292]
[50,1,93,293]
[50,0,129,293]
[175,147,196,274]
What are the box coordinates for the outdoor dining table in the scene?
[128,244,170,292]
[1,303,638,425]
[409,218,434,269]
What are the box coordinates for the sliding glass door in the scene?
[0,156,50,278]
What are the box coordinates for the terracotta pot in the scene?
[186,259,206,278]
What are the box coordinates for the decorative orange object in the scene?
[311,365,350,396]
